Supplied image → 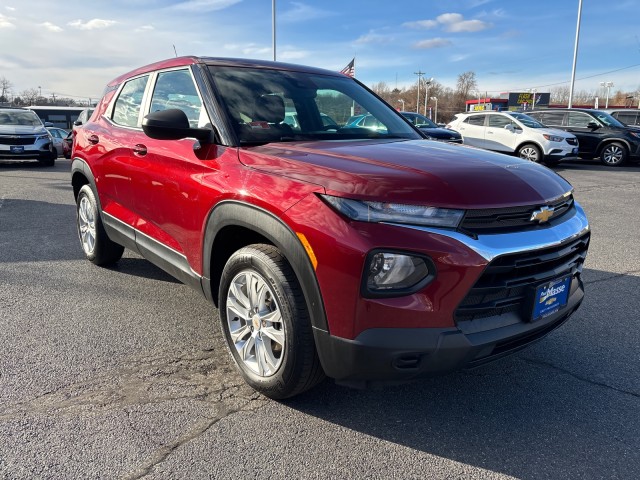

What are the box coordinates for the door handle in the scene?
[88,134,99,145]
[132,144,147,156]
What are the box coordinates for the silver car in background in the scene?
[0,108,56,166]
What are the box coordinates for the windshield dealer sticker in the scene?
[249,121,270,129]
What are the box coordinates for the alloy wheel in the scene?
[78,196,96,255]
[226,270,285,377]
[602,145,624,165]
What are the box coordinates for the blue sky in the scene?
[1,0,639,102]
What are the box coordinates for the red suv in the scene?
[71,57,590,399]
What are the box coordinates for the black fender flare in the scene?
[71,158,100,207]
[202,200,328,333]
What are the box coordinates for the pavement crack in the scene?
[521,357,640,399]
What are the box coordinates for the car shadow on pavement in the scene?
[111,256,181,284]
[284,267,639,479]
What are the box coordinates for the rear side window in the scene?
[465,115,485,126]
[112,75,149,128]
[149,69,205,128]
[488,115,512,128]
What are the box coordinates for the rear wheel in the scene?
[219,244,324,399]
[517,143,542,163]
[76,185,124,265]
[599,142,627,166]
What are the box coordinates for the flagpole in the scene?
[272,0,276,61]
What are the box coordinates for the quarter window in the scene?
[112,76,149,128]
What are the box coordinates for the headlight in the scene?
[543,134,564,142]
[320,195,465,228]
[363,250,435,297]
[37,134,51,140]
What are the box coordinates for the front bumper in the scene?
[312,203,590,384]
[315,278,583,385]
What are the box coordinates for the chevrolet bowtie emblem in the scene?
[530,206,554,223]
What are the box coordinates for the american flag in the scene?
[340,58,355,78]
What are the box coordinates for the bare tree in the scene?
[0,76,12,102]
[455,71,477,111]
[20,88,40,106]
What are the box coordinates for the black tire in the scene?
[76,185,124,265]
[599,142,627,166]
[219,244,324,399]
[517,143,542,163]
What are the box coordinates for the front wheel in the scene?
[219,244,324,399]
[599,142,627,166]
[76,185,124,265]
[517,143,542,163]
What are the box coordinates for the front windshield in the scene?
[209,66,421,145]
[592,111,625,128]
[0,110,43,127]
[508,112,545,128]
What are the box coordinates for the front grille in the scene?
[459,194,574,235]
[455,232,589,325]
[0,135,37,146]
[566,138,578,146]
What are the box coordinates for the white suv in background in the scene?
[447,111,579,166]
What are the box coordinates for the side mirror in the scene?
[504,124,515,132]
[142,109,212,142]
[73,120,82,126]
[587,121,599,129]
[44,121,54,127]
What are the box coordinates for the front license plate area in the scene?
[10,146,24,154]
[531,276,571,322]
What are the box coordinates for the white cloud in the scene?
[0,13,15,28]
[450,54,470,62]
[405,13,491,34]
[135,25,154,33]
[39,22,63,33]
[170,0,241,12]
[354,31,394,45]
[414,38,452,49]
[403,19,438,29]
[5,6,16,11]
[68,19,117,30]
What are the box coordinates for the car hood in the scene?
[418,127,462,139]
[0,125,47,135]
[239,139,572,209]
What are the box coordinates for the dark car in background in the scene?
[401,112,463,143]
[606,109,640,127]
[528,109,640,166]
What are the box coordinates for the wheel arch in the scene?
[202,201,328,333]
[597,138,631,155]
[71,158,97,203]
[515,140,545,156]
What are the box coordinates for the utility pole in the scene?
[272,0,276,61]
[414,70,424,113]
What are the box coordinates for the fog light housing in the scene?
[362,250,435,298]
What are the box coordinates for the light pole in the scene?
[397,98,405,111]
[568,0,583,108]
[272,0,276,61]
[600,81,613,108]
[423,77,433,117]
[414,70,425,113]
[430,97,438,124]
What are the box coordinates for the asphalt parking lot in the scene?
[0,157,638,479]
